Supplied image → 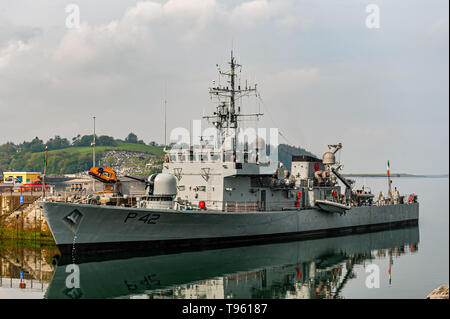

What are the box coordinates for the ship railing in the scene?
[173,199,300,212]
[224,200,299,212]
[374,193,418,206]
[225,201,259,212]
[167,148,269,165]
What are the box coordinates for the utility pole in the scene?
[43,146,48,198]
[164,83,167,150]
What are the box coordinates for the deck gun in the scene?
[124,175,155,195]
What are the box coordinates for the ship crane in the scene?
[317,143,344,186]
[321,143,355,202]
[331,166,353,200]
[328,143,342,155]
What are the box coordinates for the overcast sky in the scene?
[0,0,448,174]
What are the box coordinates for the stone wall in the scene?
[1,200,50,234]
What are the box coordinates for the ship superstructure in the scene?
[143,52,353,213]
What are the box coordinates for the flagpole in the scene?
[388,249,392,285]
[387,160,392,203]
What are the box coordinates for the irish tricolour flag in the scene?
[387,161,390,177]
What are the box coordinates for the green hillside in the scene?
[46,142,165,156]
[1,139,165,175]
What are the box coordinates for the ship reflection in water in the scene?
[0,244,59,298]
[0,227,419,299]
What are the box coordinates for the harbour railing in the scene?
[0,189,46,197]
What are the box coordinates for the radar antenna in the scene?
[204,51,263,153]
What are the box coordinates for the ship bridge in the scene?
[166,147,275,177]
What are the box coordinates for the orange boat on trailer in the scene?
[88,167,118,184]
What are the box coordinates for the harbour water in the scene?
[0,177,447,299]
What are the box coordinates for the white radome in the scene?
[153,173,177,196]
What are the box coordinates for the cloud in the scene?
[275,15,299,29]
[0,24,41,47]
[263,67,322,91]
[427,16,449,39]
[229,0,302,30]
[122,0,218,42]
[230,0,271,27]
[0,0,447,174]
[0,40,30,69]
[0,0,304,93]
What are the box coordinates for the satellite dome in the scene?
[153,173,177,196]
[322,151,335,165]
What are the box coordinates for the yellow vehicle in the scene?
[3,172,41,184]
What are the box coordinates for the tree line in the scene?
[0,133,162,174]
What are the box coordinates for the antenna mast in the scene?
[204,51,262,146]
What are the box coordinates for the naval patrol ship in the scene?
[39,53,419,255]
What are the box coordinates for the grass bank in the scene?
[0,226,55,246]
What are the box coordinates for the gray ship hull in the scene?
[39,201,419,255]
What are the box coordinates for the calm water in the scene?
[1,177,448,299]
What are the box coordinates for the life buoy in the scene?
[296,192,302,199]
[332,189,338,199]
[199,201,206,210]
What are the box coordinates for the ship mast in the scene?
[204,51,262,156]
